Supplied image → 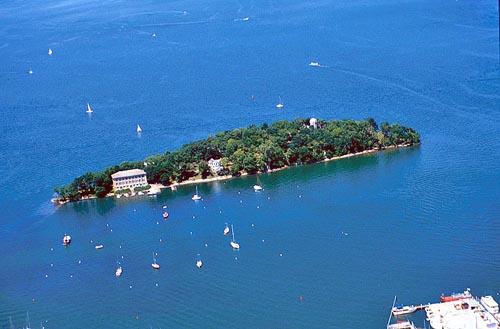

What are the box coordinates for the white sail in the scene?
[276,96,284,108]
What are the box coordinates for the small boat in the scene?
[386,321,417,329]
[223,223,230,235]
[115,266,122,277]
[136,124,142,133]
[196,260,203,268]
[152,252,160,269]
[387,297,417,329]
[440,288,472,302]
[28,69,33,75]
[85,103,93,114]
[242,17,250,21]
[480,296,499,314]
[192,186,202,201]
[48,48,53,55]
[95,244,104,249]
[147,189,160,196]
[309,61,320,67]
[253,175,263,191]
[276,96,284,109]
[63,235,71,245]
[116,194,122,198]
[163,212,169,219]
[230,224,240,249]
[392,305,417,316]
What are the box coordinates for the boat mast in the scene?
[387,296,397,327]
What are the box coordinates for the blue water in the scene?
[0,0,498,328]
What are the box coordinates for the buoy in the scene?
[299,296,303,302]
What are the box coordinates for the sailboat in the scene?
[85,103,93,114]
[25,312,31,329]
[223,223,230,235]
[253,175,263,191]
[136,124,142,133]
[230,224,240,249]
[196,254,203,268]
[115,261,122,277]
[192,186,202,200]
[152,252,160,269]
[276,96,284,109]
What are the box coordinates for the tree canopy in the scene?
[54,118,419,202]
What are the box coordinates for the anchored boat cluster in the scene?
[387,289,500,329]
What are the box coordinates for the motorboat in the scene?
[63,235,71,245]
[95,244,104,249]
[115,266,122,277]
[480,296,499,314]
[223,223,230,235]
[440,288,472,302]
[163,212,169,219]
[387,321,416,329]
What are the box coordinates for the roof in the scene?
[111,169,146,179]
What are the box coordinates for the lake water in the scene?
[0,0,498,328]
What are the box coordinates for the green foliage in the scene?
[55,118,419,202]
[134,185,151,192]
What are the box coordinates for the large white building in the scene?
[111,169,148,191]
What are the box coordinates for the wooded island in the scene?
[54,118,420,203]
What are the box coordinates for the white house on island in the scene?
[208,158,223,174]
[111,169,148,191]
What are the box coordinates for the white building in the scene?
[208,158,223,173]
[111,169,148,191]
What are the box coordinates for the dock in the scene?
[387,290,500,329]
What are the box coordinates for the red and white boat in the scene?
[440,288,472,302]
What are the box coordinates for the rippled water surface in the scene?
[0,0,498,328]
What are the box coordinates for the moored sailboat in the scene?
[192,186,201,200]
[230,224,240,249]
[86,103,93,114]
[276,96,284,109]
[253,175,263,191]
[152,252,160,269]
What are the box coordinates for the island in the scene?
[53,118,420,203]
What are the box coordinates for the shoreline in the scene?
[165,144,413,188]
[53,143,417,206]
